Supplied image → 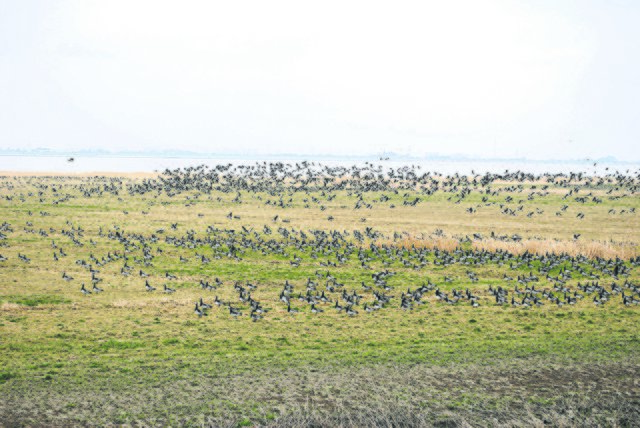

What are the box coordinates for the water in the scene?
[1,155,638,176]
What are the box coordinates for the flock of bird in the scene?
[1,162,639,321]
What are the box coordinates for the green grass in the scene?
[2,294,71,306]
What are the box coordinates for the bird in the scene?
[194,304,205,317]
[346,305,358,316]
[80,283,91,295]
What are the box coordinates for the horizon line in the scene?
[0,149,636,164]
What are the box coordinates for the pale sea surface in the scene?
[1,155,639,176]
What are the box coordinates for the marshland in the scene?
[1,162,639,426]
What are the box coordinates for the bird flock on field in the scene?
[0,162,639,320]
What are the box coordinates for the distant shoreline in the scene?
[0,170,159,178]
[0,152,634,164]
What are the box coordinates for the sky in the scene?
[0,0,639,160]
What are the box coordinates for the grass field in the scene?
[0,164,639,427]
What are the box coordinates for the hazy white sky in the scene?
[1,0,639,159]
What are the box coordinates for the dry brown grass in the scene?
[0,303,21,311]
[377,236,461,252]
[473,238,640,259]
[376,234,640,259]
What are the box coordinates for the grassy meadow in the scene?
[0,165,639,426]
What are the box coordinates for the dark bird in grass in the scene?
[163,284,176,293]
[145,280,156,292]
[80,283,91,295]
[194,304,205,317]
[279,291,289,304]
[346,305,358,316]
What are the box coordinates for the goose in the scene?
[279,291,290,304]
[287,303,299,314]
[80,283,91,295]
[162,284,176,294]
[319,291,331,303]
[194,304,205,317]
[62,272,73,281]
[145,280,156,292]
[251,301,266,314]
[92,284,103,293]
[229,306,242,317]
[310,304,323,314]
[199,298,212,310]
[250,310,263,321]
[346,305,358,316]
